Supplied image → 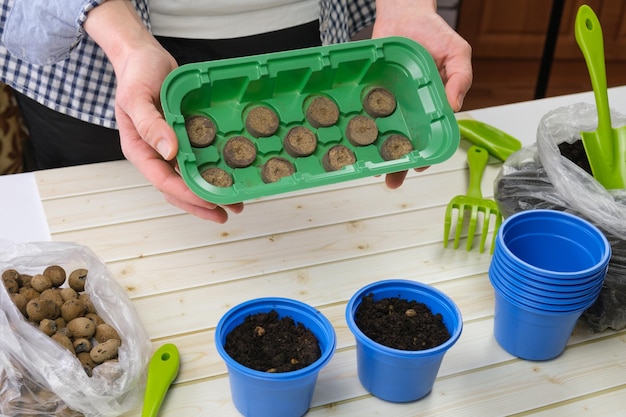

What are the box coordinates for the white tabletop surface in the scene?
[25,86,626,416]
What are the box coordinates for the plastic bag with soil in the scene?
[0,241,152,416]
[494,102,626,332]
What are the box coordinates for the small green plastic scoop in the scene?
[575,5,626,190]
[141,343,180,417]
[457,119,522,161]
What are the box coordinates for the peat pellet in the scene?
[261,157,296,183]
[245,106,279,138]
[346,115,378,146]
[363,87,397,118]
[322,145,356,172]
[283,126,317,157]
[380,134,414,160]
[201,167,233,188]
[223,136,257,168]
[306,96,340,128]
[185,115,216,148]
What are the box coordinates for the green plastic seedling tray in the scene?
[161,36,460,204]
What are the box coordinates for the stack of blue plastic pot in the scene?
[488,209,611,361]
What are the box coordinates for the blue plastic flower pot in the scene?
[495,209,610,280]
[215,298,336,417]
[489,263,601,313]
[346,279,462,403]
[492,287,591,360]
[491,252,607,296]
[489,258,604,308]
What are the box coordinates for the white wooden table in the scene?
[33,86,626,416]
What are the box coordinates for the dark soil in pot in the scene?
[354,294,451,351]
[224,310,321,372]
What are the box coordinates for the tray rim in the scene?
[161,36,459,205]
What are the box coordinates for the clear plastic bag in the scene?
[495,102,626,332]
[0,241,152,416]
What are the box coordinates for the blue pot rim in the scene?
[489,271,598,314]
[345,279,463,356]
[215,297,336,381]
[497,209,611,279]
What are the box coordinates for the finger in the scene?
[162,192,230,223]
[444,70,472,111]
[117,92,179,161]
[385,170,409,189]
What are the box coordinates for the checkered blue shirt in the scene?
[0,0,375,130]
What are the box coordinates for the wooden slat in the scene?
[31,89,626,417]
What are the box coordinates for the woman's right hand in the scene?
[85,0,243,223]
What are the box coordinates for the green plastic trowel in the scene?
[575,5,626,190]
[141,343,180,417]
[457,119,522,162]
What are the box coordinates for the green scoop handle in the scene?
[457,119,522,162]
[575,5,626,189]
[141,343,180,417]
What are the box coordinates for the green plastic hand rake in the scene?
[444,146,502,254]
[575,5,626,190]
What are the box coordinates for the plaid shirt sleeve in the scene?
[320,0,376,45]
[2,0,106,66]
[0,0,149,129]
[0,0,373,130]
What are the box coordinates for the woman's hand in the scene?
[85,0,243,223]
[373,0,473,187]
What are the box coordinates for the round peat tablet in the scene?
[363,87,397,118]
[185,115,216,148]
[261,157,295,183]
[245,106,279,138]
[322,144,356,172]
[380,134,414,160]
[346,115,378,146]
[284,126,317,157]
[223,136,257,168]
[201,167,233,187]
[306,96,340,128]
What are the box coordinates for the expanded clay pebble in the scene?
[283,126,317,157]
[61,298,85,322]
[78,352,97,377]
[185,115,217,148]
[68,268,87,292]
[40,288,64,308]
[10,293,28,316]
[2,275,18,293]
[59,287,78,302]
[2,268,20,283]
[39,318,58,336]
[380,134,414,160]
[19,287,40,301]
[95,323,121,344]
[322,145,356,172]
[67,317,96,339]
[26,298,60,322]
[51,333,75,354]
[261,157,295,183]
[90,339,121,364]
[306,96,339,128]
[43,265,66,287]
[245,106,279,138]
[2,266,123,377]
[201,166,233,188]
[223,136,257,168]
[30,274,52,292]
[345,115,378,146]
[73,338,93,354]
[363,87,397,118]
